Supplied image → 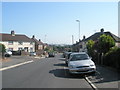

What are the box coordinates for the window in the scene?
[30,48,33,52]
[38,45,43,50]
[30,42,33,45]
[8,48,13,51]
[80,45,82,48]
[24,47,28,52]
[18,47,23,51]
[70,54,89,61]
[18,41,23,45]
[8,41,13,45]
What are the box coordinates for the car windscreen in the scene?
[70,54,89,61]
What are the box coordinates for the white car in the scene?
[4,50,12,57]
[29,52,36,56]
[68,52,96,74]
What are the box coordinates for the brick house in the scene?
[31,35,45,55]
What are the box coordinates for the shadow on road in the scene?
[49,68,86,79]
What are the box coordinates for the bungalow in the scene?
[73,29,120,52]
[0,31,35,52]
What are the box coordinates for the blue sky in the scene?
[2,2,118,44]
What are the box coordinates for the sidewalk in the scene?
[1,55,44,68]
[87,65,120,89]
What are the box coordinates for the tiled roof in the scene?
[0,33,34,42]
[32,38,44,45]
[85,32,120,42]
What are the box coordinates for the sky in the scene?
[2,2,118,44]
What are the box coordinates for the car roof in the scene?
[71,52,87,55]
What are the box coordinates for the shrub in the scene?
[104,47,120,69]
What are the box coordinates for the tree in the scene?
[86,40,95,57]
[97,34,115,65]
[98,34,115,54]
[0,44,6,58]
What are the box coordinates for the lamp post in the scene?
[76,20,80,41]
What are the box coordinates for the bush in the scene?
[104,47,120,69]
[0,44,6,53]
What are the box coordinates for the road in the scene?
[2,54,93,89]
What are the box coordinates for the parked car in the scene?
[29,52,36,56]
[68,52,96,75]
[12,51,21,55]
[63,51,67,58]
[65,52,72,66]
[48,52,55,57]
[4,50,12,57]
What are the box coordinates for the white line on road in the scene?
[0,60,34,71]
[85,76,98,90]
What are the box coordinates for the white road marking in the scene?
[85,76,98,90]
[0,60,34,71]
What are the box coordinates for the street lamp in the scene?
[76,20,80,41]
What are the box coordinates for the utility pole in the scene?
[72,35,74,52]
[45,35,47,43]
[76,20,80,40]
[72,35,74,45]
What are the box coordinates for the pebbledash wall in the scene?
[0,41,35,52]
[115,42,120,48]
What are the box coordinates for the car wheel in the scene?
[5,54,11,57]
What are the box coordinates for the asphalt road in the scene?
[2,54,93,89]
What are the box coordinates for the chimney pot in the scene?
[32,35,35,39]
[100,28,104,32]
[83,35,85,40]
[11,30,15,36]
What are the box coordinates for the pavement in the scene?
[1,54,120,89]
[87,65,120,89]
[1,55,44,68]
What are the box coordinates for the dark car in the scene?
[65,52,72,65]
[48,52,55,57]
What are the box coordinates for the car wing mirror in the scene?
[90,57,92,59]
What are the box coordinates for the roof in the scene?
[71,52,87,55]
[32,38,44,45]
[0,33,34,42]
[85,32,120,42]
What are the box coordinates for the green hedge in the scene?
[104,47,120,69]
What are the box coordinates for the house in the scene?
[31,35,44,51]
[73,29,120,52]
[0,31,35,52]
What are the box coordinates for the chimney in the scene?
[39,39,41,41]
[100,28,104,32]
[83,35,86,40]
[32,35,35,39]
[11,30,15,36]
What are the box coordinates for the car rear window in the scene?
[70,54,89,61]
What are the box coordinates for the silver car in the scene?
[68,52,96,74]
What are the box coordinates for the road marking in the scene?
[85,76,98,90]
[0,60,34,71]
